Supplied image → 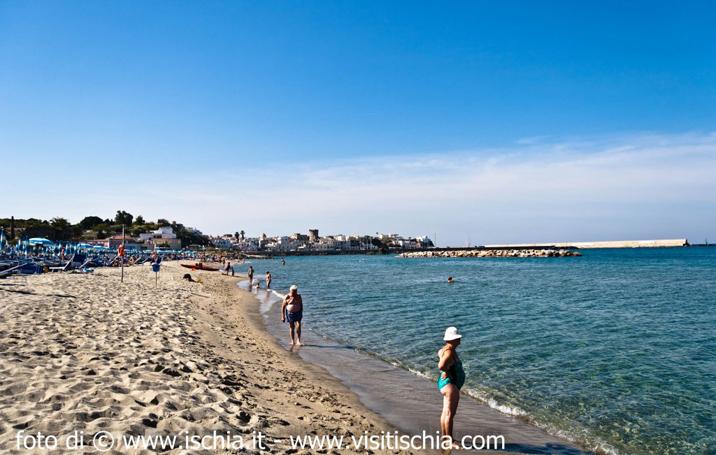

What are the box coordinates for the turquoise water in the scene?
[243,248,716,455]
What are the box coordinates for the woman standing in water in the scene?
[438,326,465,449]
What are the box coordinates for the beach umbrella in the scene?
[28,237,54,246]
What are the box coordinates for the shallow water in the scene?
[239,248,716,455]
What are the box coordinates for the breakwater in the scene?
[485,238,688,249]
[399,248,581,258]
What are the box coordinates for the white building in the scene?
[211,238,233,249]
[156,226,177,238]
[138,226,181,249]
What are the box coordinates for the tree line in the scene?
[0,211,209,248]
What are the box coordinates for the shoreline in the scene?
[192,266,394,429]
[238,279,597,455]
[177,264,412,453]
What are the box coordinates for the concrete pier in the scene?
[484,238,689,249]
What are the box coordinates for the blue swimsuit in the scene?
[438,353,465,391]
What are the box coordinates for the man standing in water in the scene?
[438,327,465,449]
[281,284,303,346]
[247,265,254,285]
[265,271,272,289]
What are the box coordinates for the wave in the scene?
[460,387,620,455]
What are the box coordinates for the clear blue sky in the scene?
[1,1,715,244]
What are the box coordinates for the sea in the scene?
[237,247,715,455]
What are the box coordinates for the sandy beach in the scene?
[0,263,394,454]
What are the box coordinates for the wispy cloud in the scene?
[4,132,716,245]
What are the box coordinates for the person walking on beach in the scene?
[281,285,303,345]
[247,265,254,285]
[266,271,272,288]
[438,327,465,449]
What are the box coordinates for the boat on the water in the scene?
[180,262,220,272]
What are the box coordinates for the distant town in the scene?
[208,229,434,254]
[0,214,434,254]
[97,228,435,255]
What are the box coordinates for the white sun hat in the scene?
[443,326,462,341]
[289,284,298,291]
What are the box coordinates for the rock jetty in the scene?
[399,248,581,258]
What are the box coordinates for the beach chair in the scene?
[74,256,92,271]
[49,253,88,272]
[0,261,43,277]
[106,254,120,266]
[49,254,77,272]
[0,262,25,278]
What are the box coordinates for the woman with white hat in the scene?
[438,326,465,448]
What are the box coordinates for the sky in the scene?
[1,1,715,245]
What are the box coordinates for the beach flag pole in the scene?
[150,243,160,288]
[120,224,125,283]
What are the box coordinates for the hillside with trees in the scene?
[0,211,209,248]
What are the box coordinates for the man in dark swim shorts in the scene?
[281,284,303,346]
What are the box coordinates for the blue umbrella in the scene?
[28,238,54,246]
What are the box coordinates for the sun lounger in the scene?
[49,253,87,272]
[0,262,26,278]
[72,259,94,273]
[106,254,120,266]
[49,254,76,272]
